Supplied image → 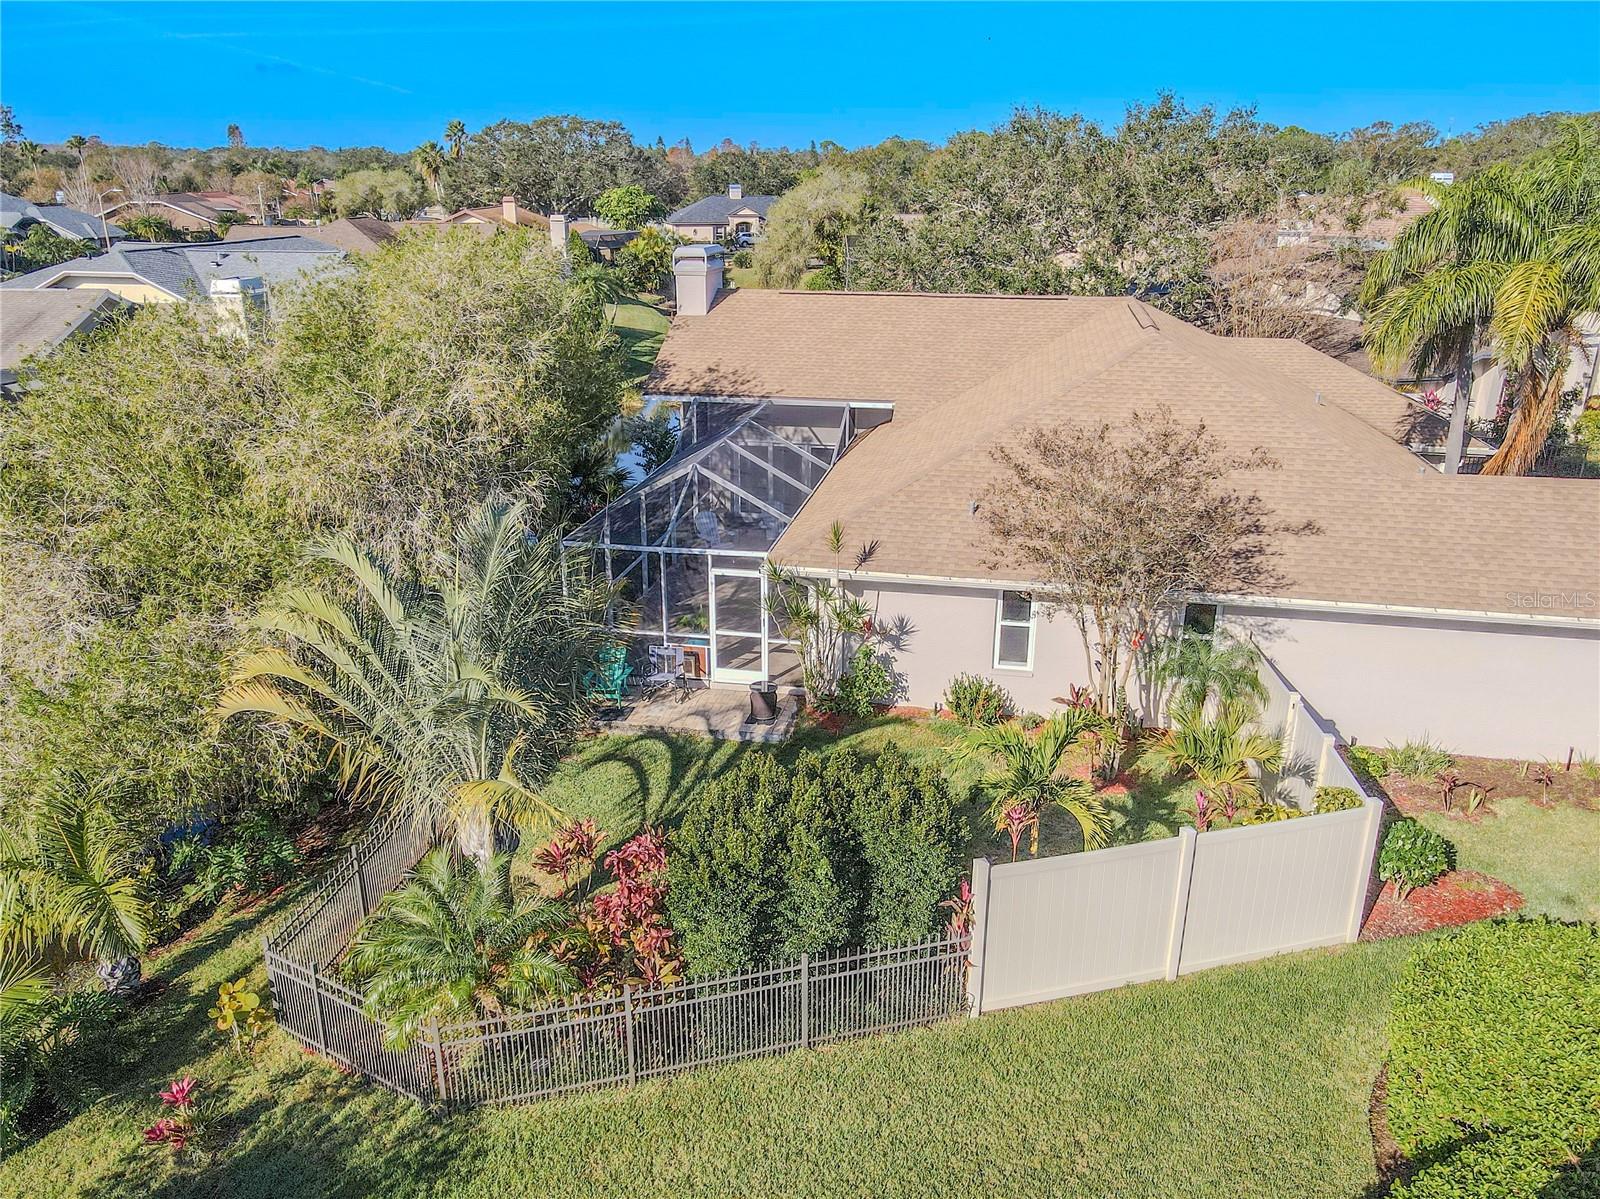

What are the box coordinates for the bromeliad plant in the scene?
[531,819,602,891]
[141,1076,206,1160]
[960,709,1112,857]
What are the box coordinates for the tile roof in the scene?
[1,234,346,299]
[649,290,1600,620]
[665,193,778,226]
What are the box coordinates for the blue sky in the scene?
[3,1,1597,151]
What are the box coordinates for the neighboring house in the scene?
[565,247,1599,759]
[426,196,551,232]
[226,216,398,255]
[664,183,778,242]
[0,288,124,395]
[1,191,125,247]
[0,233,346,306]
[99,192,249,234]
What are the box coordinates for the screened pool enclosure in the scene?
[563,398,865,688]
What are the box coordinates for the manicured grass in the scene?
[0,885,1412,1199]
[607,294,669,381]
[1414,796,1600,922]
[726,265,761,290]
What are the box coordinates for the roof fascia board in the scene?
[775,566,1599,630]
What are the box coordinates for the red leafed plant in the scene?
[142,1075,206,1158]
[998,803,1034,862]
[551,828,681,993]
[532,818,602,891]
[1193,789,1212,833]
[941,878,974,939]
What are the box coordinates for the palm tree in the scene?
[1148,631,1267,715]
[1147,699,1285,809]
[63,134,87,164]
[411,141,446,202]
[217,500,613,866]
[1361,120,1600,475]
[570,261,628,321]
[346,848,574,1048]
[960,710,1112,857]
[445,120,468,161]
[0,776,153,996]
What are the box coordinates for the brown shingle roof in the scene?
[650,290,1600,619]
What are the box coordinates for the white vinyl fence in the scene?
[966,654,1384,1014]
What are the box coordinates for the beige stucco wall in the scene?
[1222,605,1600,760]
[43,275,173,304]
[848,581,1092,713]
[668,223,724,242]
[852,579,1600,759]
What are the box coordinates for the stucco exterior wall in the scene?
[667,223,725,242]
[1221,605,1600,760]
[43,275,173,304]
[848,581,1092,713]
[852,579,1600,759]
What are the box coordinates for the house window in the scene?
[1182,603,1218,638]
[994,591,1035,670]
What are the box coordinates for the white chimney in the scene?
[550,213,570,252]
[500,195,518,224]
[208,276,268,336]
[727,182,742,201]
[673,244,725,316]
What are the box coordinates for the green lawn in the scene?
[1414,795,1600,922]
[0,885,1412,1199]
[607,295,669,381]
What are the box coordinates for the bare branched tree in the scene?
[980,407,1297,725]
[110,150,163,206]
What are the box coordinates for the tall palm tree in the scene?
[346,848,574,1048]
[63,134,87,164]
[411,140,446,202]
[445,120,468,161]
[1361,120,1600,475]
[217,500,613,866]
[1147,698,1285,809]
[0,776,153,996]
[960,710,1112,856]
[570,261,628,321]
[1148,631,1267,715]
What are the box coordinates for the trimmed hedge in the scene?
[1387,919,1600,1198]
[666,746,963,975]
[1378,818,1453,898]
[1312,785,1363,814]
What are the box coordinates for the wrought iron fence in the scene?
[263,810,971,1108]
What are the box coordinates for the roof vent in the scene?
[1314,390,1325,406]
[968,500,979,517]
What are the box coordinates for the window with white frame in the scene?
[993,591,1035,670]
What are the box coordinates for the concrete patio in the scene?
[593,685,801,743]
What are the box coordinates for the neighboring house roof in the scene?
[0,191,124,241]
[225,217,397,254]
[1,234,346,300]
[579,228,640,253]
[664,194,778,226]
[439,202,548,229]
[0,288,123,386]
[100,194,238,226]
[650,290,1599,620]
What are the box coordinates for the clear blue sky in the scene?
[3,1,1597,151]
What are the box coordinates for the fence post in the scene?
[351,845,369,918]
[966,857,992,1017]
[1316,732,1337,791]
[1345,799,1386,943]
[308,961,330,1054]
[623,985,637,1086]
[1165,826,1198,981]
[428,1017,448,1106]
[799,953,811,1048]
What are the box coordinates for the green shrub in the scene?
[1378,818,1453,897]
[168,813,299,906]
[1387,919,1600,1199]
[942,674,1013,726]
[1344,744,1391,786]
[1019,712,1045,731]
[1385,738,1455,780]
[1313,785,1363,814]
[731,249,754,269]
[823,643,894,719]
[802,265,842,290]
[1,987,123,1152]
[666,747,962,974]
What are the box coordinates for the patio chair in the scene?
[582,644,634,709]
[693,510,728,547]
[644,644,691,703]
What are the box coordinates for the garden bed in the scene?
[1359,870,1523,941]
[1353,751,1600,816]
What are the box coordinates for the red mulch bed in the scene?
[1360,870,1523,941]
[1348,749,1599,820]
